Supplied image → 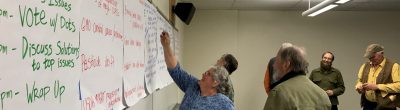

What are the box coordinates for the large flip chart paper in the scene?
[0,0,177,109]
[0,0,81,110]
[79,0,124,109]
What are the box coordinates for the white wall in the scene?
[184,10,400,110]
[127,0,185,110]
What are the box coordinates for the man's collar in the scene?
[315,67,336,72]
[270,71,305,90]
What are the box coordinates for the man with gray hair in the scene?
[264,43,293,94]
[355,44,400,110]
[264,43,331,110]
[160,31,233,110]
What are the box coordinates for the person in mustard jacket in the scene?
[355,44,400,110]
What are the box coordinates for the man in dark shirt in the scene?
[309,51,345,110]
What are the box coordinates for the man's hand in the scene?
[326,90,334,96]
[356,83,365,94]
[160,31,170,47]
[362,83,379,91]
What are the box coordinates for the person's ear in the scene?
[283,61,290,70]
[212,80,220,87]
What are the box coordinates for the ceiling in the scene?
[179,0,400,11]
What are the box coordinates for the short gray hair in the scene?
[278,45,309,73]
[210,66,230,94]
[280,42,293,50]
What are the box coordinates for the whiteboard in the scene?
[0,0,176,109]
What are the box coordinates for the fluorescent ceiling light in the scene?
[302,0,351,17]
[302,0,337,17]
[308,4,338,17]
[336,0,350,4]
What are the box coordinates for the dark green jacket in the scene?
[309,67,345,105]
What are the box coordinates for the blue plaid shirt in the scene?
[168,63,234,110]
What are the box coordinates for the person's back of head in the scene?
[222,54,238,75]
[278,46,308,73]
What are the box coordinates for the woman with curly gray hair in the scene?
[208,66,231,97]
[160,31,234,110]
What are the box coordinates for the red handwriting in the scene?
[93,23,104,35]
[123,61,144,71]
[124,86,144,98]
[124,39,142,47]
[95,91,105,104]
[106,88,118,101]
[104,0,117,7]
[103,27,123,40]
[81,54,101,72]
[131,21,143,30]
[82,97,95,110]
[80,54,117,72]
[123,88,135,98]
[80,17,123,40]
[94,0,120,16]
[81,17,91,32]
[113,29,123,40]
[106,88,120,108]
[105,27,112,36]
[80,17,103,35]
[125,7,141,21]
[104,55,114,67]
[82,88,121,110]
[125,7,143,30]
[108,97,120,108]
